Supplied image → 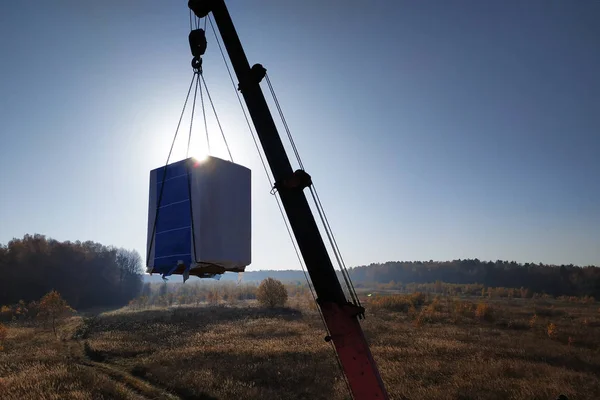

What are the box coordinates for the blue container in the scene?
[146,156,251,280]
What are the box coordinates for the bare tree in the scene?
[116,248,144,284]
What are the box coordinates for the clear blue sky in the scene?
[1,1,598,269]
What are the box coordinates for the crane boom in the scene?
[188,1,389,398]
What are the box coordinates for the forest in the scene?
[2,234,599,310]
[349,259,600,298]
[0,234,144,309]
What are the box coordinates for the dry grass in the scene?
[1,296,600,399]
[0,319,153,400]
[369,292,427,312]
[365,295,600,400]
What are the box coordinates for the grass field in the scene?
[1,293,599,400]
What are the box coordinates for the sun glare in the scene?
[190,150,210,163]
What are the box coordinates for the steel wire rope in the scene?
[307,186,360,307]
[186,73,201,158]
[206,15,323,307]
[207,15,353,397]
[264,74,361,308]
[146,73,197,266]
[310,186,362,308]
[199,73,233,162]
[206,15,320,306]
[199,73,211,154]
[264,74,304,170]
[264,74,359,303]
[182,73,204,273]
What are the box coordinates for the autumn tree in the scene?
[257,278,288,308]
[38,290,74,336]
[0,235,144,309]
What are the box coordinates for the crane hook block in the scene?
[191,56,202,71]
[188,0,212,19]
[189,29,207,58]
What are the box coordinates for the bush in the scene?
[547,323,558,339]
[0,305,12,322]
[529,314,538,329]
[453,300,473,317]
[13,300,28,320]
[430,296,442,312]
[475,302,493,321]
[257,278,288,308]
[0,323,7,350]
[368,292,426,312]
[27,301,40,319]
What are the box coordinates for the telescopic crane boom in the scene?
[188,1,389,398]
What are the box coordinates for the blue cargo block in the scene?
[146,156,251,280]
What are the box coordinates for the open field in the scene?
[1,294,600,400]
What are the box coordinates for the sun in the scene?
[189,149,210,163]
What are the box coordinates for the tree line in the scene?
[2,234,598,308]
[349,259,600,298]
[0,234,144,309]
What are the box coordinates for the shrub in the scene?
[297,290,318,311]
[583,296,595,304]
[0,305,12,322]
[529,314,538,329]
[408,304,418,318]
[453,300,473,317]
[128,296,148,310]
[207,289,220,306]
[13,300,28,320]
[166,292,175,306]
[368,292,425,312]
[257,278,288,308]
[413,310,425,327]
[410,292,426,306]
[27,301,40,319]
[547,323,557,339]
[475,302,493,321]
[0,323,7,351]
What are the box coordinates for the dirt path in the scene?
[65,334,181,400]
[79,359,181,400]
